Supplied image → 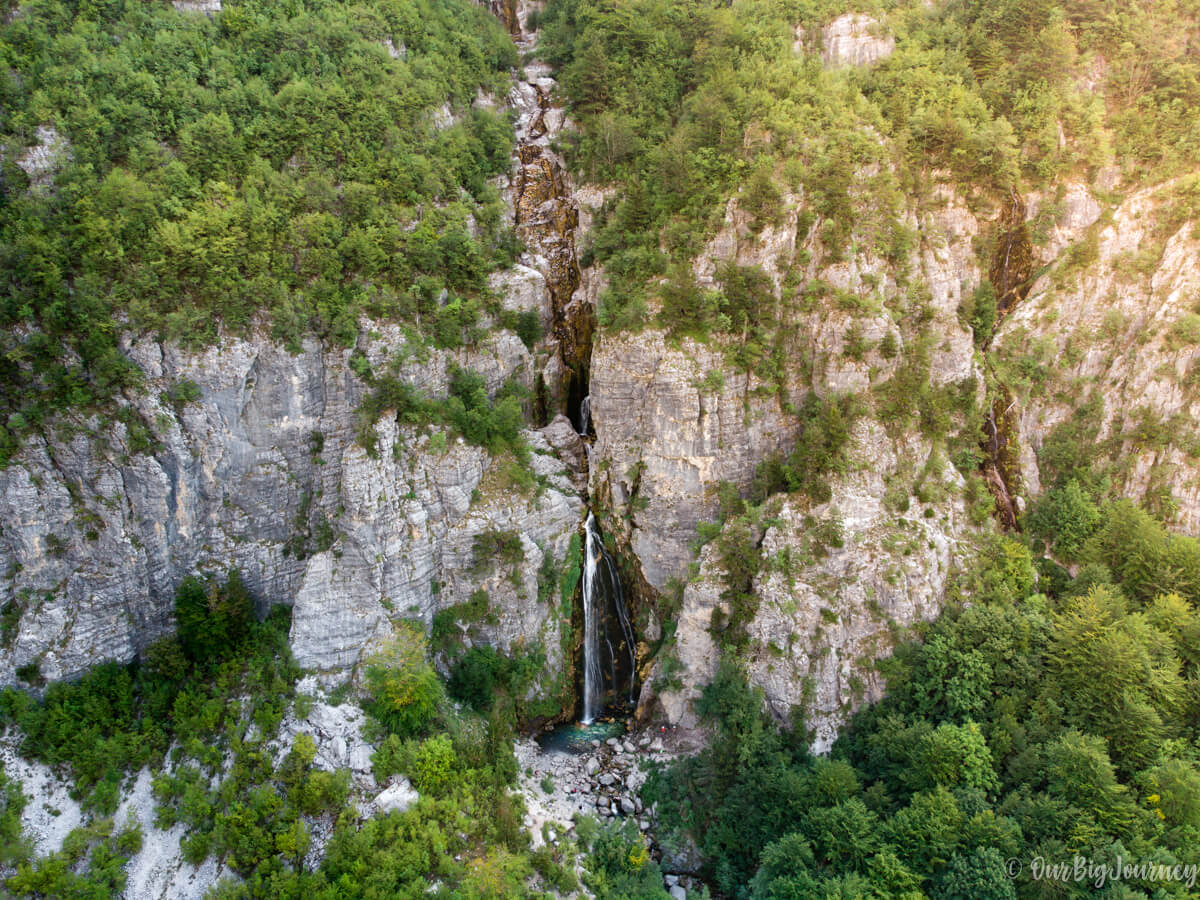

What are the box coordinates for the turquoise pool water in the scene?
[536,719,626,754]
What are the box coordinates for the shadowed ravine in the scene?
[581,511,637,723]
[498,1,635,723]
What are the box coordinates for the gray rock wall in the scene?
[0,322,583,686]
[587,176,987,739]
[997,179,1200,529]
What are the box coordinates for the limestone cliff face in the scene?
[0,322,583,687]
[588,330,798,593]
[996,178,1200,529]
[647,420,972,751]
[596,164,1200,742]
[0,0,592,693]
[820,14,894,68]
[588,174,988,741]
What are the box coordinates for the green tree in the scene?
[932,847,1016,900]
[1050,585,1184,771]
[747,833,819,900]
[1026,479,1101,561]
[804,800,880,873]
[174,570,254,663]
[884,787,964,875]
[1145,758,1200,830]
[911,722,998,793]
[362,623,444,738]
[1041,731,1138,836]
[1083,501,1200,604]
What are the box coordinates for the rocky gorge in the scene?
[1,0,1200,895]
[2,0,1199,762]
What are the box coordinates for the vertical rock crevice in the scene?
[497,3,639,723]
[505,13,592,427]
[489,0,520,36]
[983,384,1023,530]
[981,193,1034,529]
[988,192,1035,318]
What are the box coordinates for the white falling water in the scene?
[580,511,637,724]
[578,395,591,435]
[581,512,603,724]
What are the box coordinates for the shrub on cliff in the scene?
[446,366,528,459]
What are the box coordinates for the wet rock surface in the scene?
[503,9,592,417]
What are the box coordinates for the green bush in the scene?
[959,281,998,349]
[0,771,29,867]
[362,623,444,738]
[1025,478,1101,561]
[1,598,296,823]
[710,516,763,649]
[581,817,672,900]
[411,734,457,795]
[5,819,140,899]
[447,644,544,717]
[446,367,528,458]
[752,393,858,505]
[448,646,507,711]
[430,589,491,653]
[470,528,526,580]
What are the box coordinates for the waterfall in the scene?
[580,511,636,723]
[577,395,591,436]
[581,513,603,724]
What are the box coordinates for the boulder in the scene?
[375,779,418,814]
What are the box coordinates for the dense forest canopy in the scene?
[0,0,518,463]
[646,498,1200,900]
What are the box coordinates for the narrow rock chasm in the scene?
[980,193,1033,530]
[501,0,636,725]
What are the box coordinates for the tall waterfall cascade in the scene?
[580,511,637,724]
[498,0,633,726]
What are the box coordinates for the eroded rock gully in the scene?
[489,0,520,36]
[989,192,1035,318]
[503,12,592,424]
[981,193,1034,530]
[983,385,1023,530]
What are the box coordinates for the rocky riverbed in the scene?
[515,726,707,899]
